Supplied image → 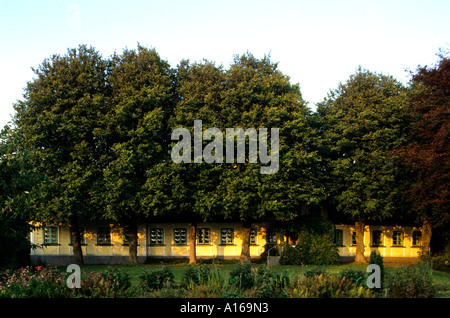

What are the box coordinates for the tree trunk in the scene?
[421,219,432,257]
[240,221,251,263]
[128,216,139,264]
[189,222,197,264]
[70,216,84,265]
[354,221,366,263]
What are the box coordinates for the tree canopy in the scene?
[2,44,448,266]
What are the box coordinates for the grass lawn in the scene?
[78,261,450,297]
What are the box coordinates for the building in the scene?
[29,219,423,265]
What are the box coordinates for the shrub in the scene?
[180,264,232,297]
[303,268,327,277]
[288,273,375,298]
[338,268,367,287]
[228,263,290,297]
[70,267,132,298]
[259,244,280,264]
[229,263,254,290]
[385,264,436,298]
[296,230,339,265]
[181,264,214,287]
[279,244,301,265]
[0,266,69,298]
[368,250,385,291]
[249,266,290,298]
[431,245,450,272]
[139,266,174,290]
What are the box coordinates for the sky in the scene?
[1,0,449,129]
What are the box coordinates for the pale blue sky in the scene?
[1,0,449,128]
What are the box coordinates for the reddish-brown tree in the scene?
[399,51,450,254]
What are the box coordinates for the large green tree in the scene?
[99,45,175,263]
[215,53,326,262]
[0,125,39,267]
[12,45,109,265]
[317,67,412,263]
[143,59,226,264]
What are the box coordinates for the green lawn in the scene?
[78,262,450,297]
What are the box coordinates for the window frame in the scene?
[220,228,234,245]
[250,228,258,245]
[265,228,277,244]
[371,230,383,247]
[148,228,165,246]
[392,231,404,247]
[173,228,188,245]
[334,229,344,246]
[197,228,211,245]
[96,226,112,246]
[412,231,422,247]
[43,226,59,245]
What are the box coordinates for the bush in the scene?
[338,268,367,287]
[179,264,232,297]
[139,266,174,290]
[277,217,339,265]
[279,244,301,265]
[229,263,254,290]
[385,264,436,298]
[0,266,133,298]
[288,273,375,298]
[228,263,290,297]
[431,245,450,272]
[0,266,69,298]
[181,264,216,287]
[259,244,280,264]
[303,268,327,277]
[368,250,385,290]
[250,266,290,298]
[295,230,339,265]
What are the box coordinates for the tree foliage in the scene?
[317,67,413,261]
[398,53,450,227]
[12,45,110,264]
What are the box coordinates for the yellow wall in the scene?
[31,222,271,259]
[335,224,422,258]
[31,222,422,259]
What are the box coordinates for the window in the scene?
[69,227,86,245]
[220,228,234,245]
[44,226,58,245]
[197,228,211,245]
[148,228,164,245]
[97,227,111,245]
[250,228,257,245]
[372,230,383,247]
[412,231,422,246]
[351,231,357,246]
[174,228,187,245]
[123,227,139,246]
[266,229,277,244]
[392,231,403,246]
[334,229,344,246]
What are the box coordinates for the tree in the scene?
[0,125,38,267]
[12,45,109,265]
[100,45,175,263]
[317,67,412,263]
[396,52,450,254]
[143,59,226,263]
[215,53,326,262]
